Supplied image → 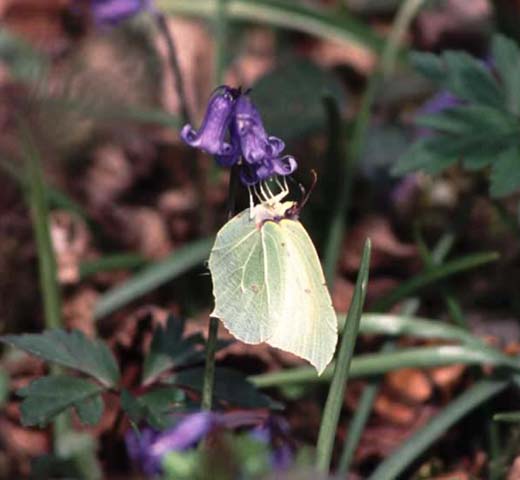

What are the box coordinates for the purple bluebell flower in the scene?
[126,411,293,475]
[251,416,294,470]
[75,0,150,25]
[126,412,217,475]
[181,86,240,160]
[181,86,298,186]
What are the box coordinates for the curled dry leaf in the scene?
[508,457,520,480]
[50,210,91,285]
[331,276,354,314]
[386,368,433,404]
[341,215,417,273]
[374,392,416,425]
[62,287,99,337]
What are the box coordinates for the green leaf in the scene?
[94,236,214,320]
[410,51,445,83]
[169,367,278,409]
[368,379,509,480]
[250,60,345,140]
[492,34,520,115]
[316,240,371,473]
[18,376,104,427]
[441,51,505,109]
[158,0,387,55]
[75,394,104,426]
[0,329,120,387]
[490,147,520,197]
[371,251,499,313]
[142,316,205,386]
[250,344,520,388]
[493,411,520,422]
[0,30,48,81]
[79,253,147,280]
[392,138,456,176]
[121,387,185,429]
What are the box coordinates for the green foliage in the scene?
[17,376,104,427]
[0,30,48,82]
[121,388,185,429]
[94,236,214,320]
[394,34,520,199]
[142,317,205,386]
[251,60,345,140]
[169,367,278,409]
[1,329,120,387]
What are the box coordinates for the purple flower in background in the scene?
[126,412,216,475]
[125,411,293,475]
[181,86,298,186]
[251,416,294,470]
[75,0,150,26]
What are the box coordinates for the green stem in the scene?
[322,0,425,286]
[153,12,192,126]
[20,121,68,446]
[315,240,371,473]
[201,316,220,410]
[200,0,231,412]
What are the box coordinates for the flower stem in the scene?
[201,165,240,411]
[153,11,192,126]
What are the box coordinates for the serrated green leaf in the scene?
[392,139,456,176]
[410,51,446,83]
[1,329,120,387]
[169,367,278,409]
[121,387,185,429]
[142,317,205,386]
[250,59,345,140]
[18,376,104,427]
[442,51,505,109]
[416,105,518,136]
[490,147,520,197]
[492,34,520,115]
[75,394,104,426]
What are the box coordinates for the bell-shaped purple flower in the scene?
[76,0,150,25]
[234,95,285,165]
[181,86,240,159]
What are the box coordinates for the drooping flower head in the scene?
[74,0,151,26]
[181,86,298,187]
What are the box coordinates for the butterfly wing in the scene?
[262,219,338,375]
[208,208,285,343]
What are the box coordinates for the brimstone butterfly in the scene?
[208,182,338,375]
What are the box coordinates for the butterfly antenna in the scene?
[298,170,318,211]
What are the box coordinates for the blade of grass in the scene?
[493,411,520,422]
[157,0,387,56]
[79,253,147,280]
[18,120,69,449]
[337,229,455,476]
[359,313,485,347]
[250,343,520,388]
[368,379,509,480]
[337,343,394,475]
[371,251,499,312]
[337,301,418,476]
[94,237,214,320]
[322,0,423,283]
[40,97,180,128]
[315,239,371,473]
